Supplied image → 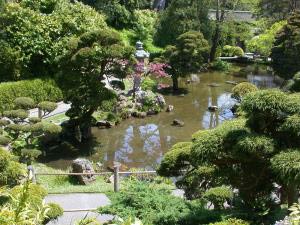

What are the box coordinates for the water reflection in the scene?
[46,65,280,170]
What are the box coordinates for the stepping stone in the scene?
[45,193,113,225]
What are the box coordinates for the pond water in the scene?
[47,65,282,170]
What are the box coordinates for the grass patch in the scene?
[44,113,69,124]
[34,164,176,194]
[34,164,113,194]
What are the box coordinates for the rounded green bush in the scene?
[210,218,250,225]
[141,77,157,91]
[6,123,26,132]
[42,122,62,135]
[203,186,233,209]
[38,101,57,112]
[0,135,11,146]
[14,97,35,110]
[0,119,10,126]
[0,148,26,186]
[21,149,42,162]
[0,79,63,111]
[157,142,192,177]
[222,45,244,57]
[29,117,42,124]
[45,203,64,222]
[232,82,258,101]
[3,109,29,120]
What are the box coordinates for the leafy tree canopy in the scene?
[154,0,212,47]
[158,89,300,222]
[0,0,107,80]
[271,11,300,79]
[57,29,134,141]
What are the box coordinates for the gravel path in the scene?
[29,102,70,118]
[45,193,114,225]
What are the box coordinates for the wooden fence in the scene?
[28,165,157,192]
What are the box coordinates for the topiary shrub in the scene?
[0,135,11,146]
[38,101,57,113]
[157,142,192,177]
[20,149,42,163]
[141,77,157,91]
[14,97,35,110]
[210,60,231,71]
[232,82,258,102]
[3,109,29,122]
[0,148,26,186]
[0,79,63,111]
[210,218,250,225]
[271,12,300,79]
[0,119,10,126]
[44,203,63,223]
[203,186,233,209]
[222,45,244,57]
[28,117,42,124]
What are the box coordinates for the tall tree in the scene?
[154,0,211,47]
[163,31,209,90]
[257,0,300,21]
[158,89,300,221]
[271,11,300,79]
[57,29,133,142]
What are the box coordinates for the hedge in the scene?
[0,79,63,111]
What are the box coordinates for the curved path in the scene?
[45,193,114,225]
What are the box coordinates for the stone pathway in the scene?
[29,102,70,119]
[45,193,114,225]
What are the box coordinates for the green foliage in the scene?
[285,72,300,92]
[3,110,29,122]
[0,78,63,111]
[28,117,42,124]
[222,45,244,57]
[247,20,286,56]
[0,0,107,80]
[0,41,22,81]
[232,82,258,102]
[271,12,300,79]
[154,0,211,47]
[14,97,35,110]
[203,186,233,209]
[141,77,157,91]
[58,29,133,136]
[0,136,11,146]
[289,203,300,224]
[38,101,57,113]
[20,149,42,163]
[0,181,51,225]
[0,148,26,186]
[210,218,250,225]
[157,142,192,177]
[210,60,231,71]
[271,150,300,184]
[44,203,63,222]
[99,180,195,225]
[163,31,210,90]
[159,88,300,222]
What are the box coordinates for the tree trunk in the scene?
[287,184,299,207]
[172,76,179,91]
[210,0,227,62]
[210,23,221,62]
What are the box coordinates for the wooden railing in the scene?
[28,165,158,192]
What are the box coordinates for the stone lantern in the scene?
[135,41,150,65]
[133,41,150,94]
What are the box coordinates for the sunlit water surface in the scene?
[46,65,281,170]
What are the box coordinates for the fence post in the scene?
[27,165,36,183]
[114,163,120,192]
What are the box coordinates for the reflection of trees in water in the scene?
[203,91,235,129]
[112,124,163,168]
